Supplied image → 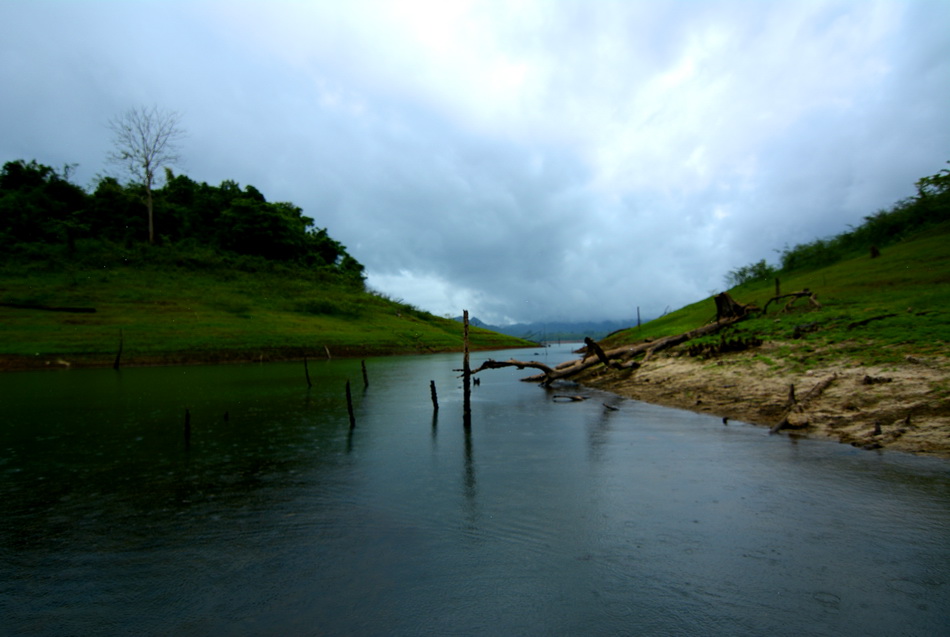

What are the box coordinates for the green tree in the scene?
[0,159,88,248]
[219,199,311,260]
[89,176,145,243]
[725,259,776,287]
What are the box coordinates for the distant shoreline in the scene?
[0,343,534,373]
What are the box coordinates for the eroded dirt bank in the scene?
[578,342,950,458]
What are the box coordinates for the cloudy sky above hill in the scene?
[2,0,948,324]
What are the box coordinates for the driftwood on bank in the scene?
[771,373,838,434]
[847,313,897,330]
[471,311,748,386]
[584,337,620,369]
[762,289,821,314]
[714,292,754,321]
[469,291,782,388]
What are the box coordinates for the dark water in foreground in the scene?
[1,345,948,636]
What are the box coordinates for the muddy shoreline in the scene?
[578,342,950,458]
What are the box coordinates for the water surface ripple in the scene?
[1,345,947,636]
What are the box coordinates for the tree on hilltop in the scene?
[107,105,185,244]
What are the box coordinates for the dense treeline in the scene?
[0,159,364,282]
[727,163,950,286]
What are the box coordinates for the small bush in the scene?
[295,299,362,318]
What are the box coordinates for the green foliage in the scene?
[0,245,532,361]
[725,259,777,287]
[603,224,950,369]
[0,160,88,247]
[0,158,365,284]
[776,162,950,274]
[724,161,950,280]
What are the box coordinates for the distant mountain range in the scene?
[454,316,649,342]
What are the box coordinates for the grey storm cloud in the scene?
[2,0,948,324]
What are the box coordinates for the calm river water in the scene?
[1,344,948,636]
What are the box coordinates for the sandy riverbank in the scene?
[578,341,950,458]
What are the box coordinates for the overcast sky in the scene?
[2,0,948,324]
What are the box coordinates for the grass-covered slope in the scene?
[0,244,532,369]
[603,223,950,367]
[587,224,949,455]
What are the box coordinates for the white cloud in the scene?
[1,0,948,323]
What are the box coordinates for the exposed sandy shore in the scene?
[578,341,950,458]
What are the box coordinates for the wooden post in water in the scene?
[463,310,472,428]
[113,328,124,370]
[345,380,356,429]
[361,360,369,389]
[430,380,439,411]
[304,355,313,388]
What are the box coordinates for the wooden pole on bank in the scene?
[113,328,124,370]
[345,380,356,429]
[463,310,472,428]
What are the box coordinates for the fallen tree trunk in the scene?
[469,358,556,377]
[847,313,897,330]
[771,373,838,433]
[584,337,620,369]
[762,289,821,314]
[474,315,747,386]
[715,292,754,321]
[641,316,746,361]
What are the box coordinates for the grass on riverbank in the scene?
[602,223,950,370]
[0,244,532,368]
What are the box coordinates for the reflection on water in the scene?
[1,345,948,636]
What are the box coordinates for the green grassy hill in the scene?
[602,222,950,369]
[0,244,532,369]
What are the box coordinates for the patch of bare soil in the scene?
[579,342,950,458]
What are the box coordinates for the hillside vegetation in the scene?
[602,222,950,367]
[583,163,949,455]
[602,162,950,361]
[0,158,532,368]
[0,244,531,369]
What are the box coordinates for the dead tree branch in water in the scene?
[472,315,748,386]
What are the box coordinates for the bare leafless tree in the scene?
[107,106,185,244]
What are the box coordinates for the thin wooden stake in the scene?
[113,328,124,370]
[345,380,356,429]
[361,360,369,388]
[463,310,471,428]
[304,355,313,388]
[430,380,439,411]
